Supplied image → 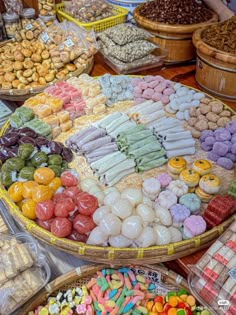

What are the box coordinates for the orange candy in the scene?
[186,295,196,307]
[168,296,178,308]
[48,177,62,191]
[32,185,53,203]
[22,181,39,199]
[34,167,55,185]
[154,302,163,313]
[22,199,37,219]
[8,182,23,202]
[146,301,154,311]
[167,308,177,315]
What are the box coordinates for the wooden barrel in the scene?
[133,5,218,63]
[193,27,236,101]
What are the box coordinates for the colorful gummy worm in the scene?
[30,267,211,315]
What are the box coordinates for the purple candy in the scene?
[214,127,226,135]
[147,80,160,88]
[200,130,214,142]
[217,157,234,170]
[205,136,215,146]
[144,75,155,83]
[231,134,236,144]
[215,129,231,141]
[201,142,212,151]
[152,92,162,102]
[131,78,142,87]
[207,151,220,162]
[231,143,236,155]
[154,83,166,93]
[142,88,154,98]
[226,121,236,134]
[212,142,228,156]
[225,153,236,163]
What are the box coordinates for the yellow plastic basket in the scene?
[56,3,128,32]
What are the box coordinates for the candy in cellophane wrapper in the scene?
[188,219,236,314]
[3,0,23,14]
[49,22,88,69]
[0,233,50,315]
[14,17,46,41]
[39,19,67,46]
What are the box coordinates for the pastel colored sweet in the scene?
[215,129,231,141]
[143,177,161,200]
[144,75,155,83]
[168,180,188,197]
[200,130,214,142]
[201,142,212,151]
[225,152,236,163]
[199,174,221,194]
[157,190,178,209]
[212,142,229,156]
[147,80,160,88]
[217,157,234,170]
[226,120,236,133]
[163,88,175,96]
[179,193,201,214]
[168,157,187,175]
[161,95,170,105]
[179,169,200,188]
[231,143,236,154]
[204,136,215,146]
[156,173,172,188]
[183,215,207,238]
[170,204,191,227]
[154,83,166,93]
[195,186,213,202]
[231,133,236,143]
[207,151,220,162]
[152,92,162,102]
[192,159,212,175]
[131,78,143,86]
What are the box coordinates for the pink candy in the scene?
[142,88,154,98]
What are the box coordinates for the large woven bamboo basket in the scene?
[193,27,236,101]
[0,40,94,102]
[20,264,189,314]
[133,5,218,63]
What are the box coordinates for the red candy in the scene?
[35,200,55,221]
[51,217,72,237]
[36,218,54,231]
[73,213,96,234]
[154,296,164,304]
[53,192,67,203]
[61,171,79,187]
[64,186,81,201]
[68,229,88,242]
[54,198,75,217]
[77,192,98,216]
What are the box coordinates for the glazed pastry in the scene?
[180,169,200,188]
[195,186,213,203]
[192,159,212,175]
[167,156,187,175]
[199,174,221,194]
[167,180,188,197]
[170,204,190,227]
[179,193,201,214]
[183,215,207,239]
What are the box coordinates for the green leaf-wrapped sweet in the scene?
[5,157,25,172]
[48,165,62,177]
[30,152,48,167]
[18,144,35,160]
[15,107,34,123]
[61,161,69,172]
[18,166,35,181]
[0,169,16,187]
[48,154,62,166]
[10,114,23,128]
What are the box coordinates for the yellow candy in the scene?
[180,294,188,302]
[48,298,56,305]
[186,295,196,307]
[106,301,116,308]
[74,297,81,304]
[169,296,178,307]
[140,283,148,290]
[149,312,158,315]
[154,302,163,312]
[168,308,177,315]
[111,274,120,280]
[60,306,71,315]
[22,199,37,220]
[146,301,154,311]
[39,308,49,315]
[48,177,62,191]
[98,304,106,312]
[136,275,146,283]
[111,280,123,289]
[8,182,23,203]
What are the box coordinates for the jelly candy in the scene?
[61,170,79,187]
[22,199,37,220]
[48,177,62,191]
[34,167,55,185]
[77,192,98,216]
[36,200,55,221]
[8,182,23,202]
[54,198,75,217]
[51,217,72,238]
[73,214,96,234]
[22,181,39,199]
[32,185,53,203]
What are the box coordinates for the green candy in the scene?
[18,166,35,181]
[30,152,48,167]
[177,289,189,296]
[0,170,15,187]
[15,107,34,122]
[48,165,62,177]
[10,114,23,128]
[5,157,25,172]
[18,143,35,160]
[61,160,69,172]
[48,154,62,166]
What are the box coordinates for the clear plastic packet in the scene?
[0,232,50,315]
[3,0,23,15]
[188,219,236,314]
[39,20,66,46]
[65,0,113,23]
[38,0,56,17]
[14,17,46,41]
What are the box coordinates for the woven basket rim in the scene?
[0,80,235,263]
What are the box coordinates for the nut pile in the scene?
[202,16,236,54]
[139,0,212,25]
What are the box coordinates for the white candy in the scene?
[193,92,205,100]
[93,191,105,205]
[122,216,143,239]
[88,185,101,195]
[176,111,185,120]
[169,94,176,100]
[184,110,190,121]
[104,191,121,207]
[191,99,200,107]
[103,187,120,195]
[93,206,111,225]
[174,83,181,90]
[169,226,183,242]
[142,196,153,207]
[179,102,191,112]
[109,234,133,248]
[87,227,109,245]
[176,87,188,96]
[153,224,171,245]
[169,100,179,111]
[136,227,156,247]
[165,104,177,114]
[154,204,172,226]
[100,213,122,236]
[80,178,98,192]
[121,188,143,207]
[111,198,133,219]
[136,204,155,223]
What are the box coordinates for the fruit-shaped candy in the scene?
[68,230,88,242]
[8,182,23,202]
[54,198,75,217]
[30,152,48,167]
[17,199,27,210]
[18,143,34,160]
[0,169,15,187]
[61,170,79,187]
[36,200,55,221]
[22,181,39,199]
[51,217,72,238]
[73,214,96,234]
[48,177,62,191]
[32,185,53,203]
[77,192,98,216]
[63,186,81,201]
[18,166,35,181]
[53,192,67,203]
[22,199,37,219]
[34,167,55,185]
[36,218,54,231]
[48,165,62,177]
[5,157,25,172]
[48,154,62,166]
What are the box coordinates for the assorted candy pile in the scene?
[29,267,210,315]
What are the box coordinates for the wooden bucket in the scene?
[19,264,189,314]
[193,27,236,101]
[133,5,218,63]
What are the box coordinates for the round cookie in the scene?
[195,186,213,203]
[180,169,200,188]
[168,157,187,175]
[192,159,212,175]
[199,174,221,194]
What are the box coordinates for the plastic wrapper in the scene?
[0,233,50,315]
[38,0,56,17]
[188,219,236,314]
[15,17,46,42]
[64,0,113,23]
[3,0,23,14]
[39,20,66,46]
